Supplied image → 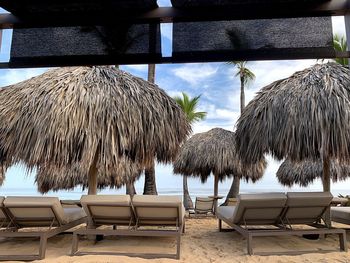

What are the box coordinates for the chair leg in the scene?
[247,234,253,255]
[176,233,181,259]
[38,234,48,259]
[71,233,79,255]
[339,232,347,251]
[182,221,185,234]
[218,219,222,232]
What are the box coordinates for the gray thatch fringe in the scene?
[277,159,350,187]
[36,157,142,193]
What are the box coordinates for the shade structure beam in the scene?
[0,1,350,29]
[344,14,350,68]
[0,51,349,69]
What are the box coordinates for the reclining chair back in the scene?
[4,197,67,227]
[81,195,134,226]
[195,197,214,214]
[232,193,287,225]
[283,192,332,225]
[132,195,185,228]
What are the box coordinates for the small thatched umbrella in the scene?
[173,128,266,211]
[36,157,142,194]
[235,62,350,223]
[0,66,191,194]
[277,159,350,187]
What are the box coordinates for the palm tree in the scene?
[333,34,348,66]
[143,64,158,195]
[174,92,207,210]
[224,61,255,204]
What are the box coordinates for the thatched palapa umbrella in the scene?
[0,66,191,194]
[173,128,266,211]
[36,157,142,194]
[235,62,350,223]
[277,159,350,187]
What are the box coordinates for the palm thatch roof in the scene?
[235,62,350,164]
[0,66,191,183]
[36,157,142,193]
[173,128,266,182]
[277,159,350,187]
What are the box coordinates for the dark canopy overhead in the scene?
[173,16,333,62]
[0,0,158,18]
[277,159,350,187]
[10,23,161,67]
[171,0,328,8]
[0,0,348,67]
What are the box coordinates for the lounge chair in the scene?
[331,206,350,225]
[79,194,134,229]
[71,195,185,259]
[217,192,347,255]
[0,196,87,261]
[189,197,214,217]
[227,198,238,206]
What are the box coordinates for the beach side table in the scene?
[208,195,224,215]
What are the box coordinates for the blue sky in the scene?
[0,2,349,197]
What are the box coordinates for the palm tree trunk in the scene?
[240,75,245,113]
[126,181,136,196]
[223,178,240,204]
[143,164,158,195]
[224,74,245,205]
[143,64,158,195]
[183,175,193,210]
[148,64,156,83]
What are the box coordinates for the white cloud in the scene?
[172,64,218,86]
[122,64,148,72]
[332,16,346,36]
[0,68,48,87]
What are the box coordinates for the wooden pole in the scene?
[322,155,331,226]
[213,174,219,214]
[87,151,99,195]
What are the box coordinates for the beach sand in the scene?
[1,218,350,263]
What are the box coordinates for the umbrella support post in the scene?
[213,174,219,215]
[322,155,331,227]
[87,152,98,240]
[88,153,99,195]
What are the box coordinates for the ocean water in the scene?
[2,164,350,205]
[1,187,348,206]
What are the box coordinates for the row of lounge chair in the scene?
[217,192,348,255]
[0,192,349,260]
[0,195,184,260]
